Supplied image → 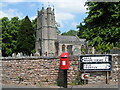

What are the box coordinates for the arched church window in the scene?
[62,44,65,52]
[39,38,41,42]
[45,52,47,56]
[81,45,84,48]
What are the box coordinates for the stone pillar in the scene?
[92,47,95,54]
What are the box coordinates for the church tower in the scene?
[35,6,57,56]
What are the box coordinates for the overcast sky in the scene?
[0,0,88,33]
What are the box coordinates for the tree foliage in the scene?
[17,16,35,55]
[62,30,77,36]
[9,17,20,53]
[1,16,36,56]
[1,17,20,56]
[1,17,10,56]
[77,2,120,53]
[32,17,37,30]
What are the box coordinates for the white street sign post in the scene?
[80,55,112,71]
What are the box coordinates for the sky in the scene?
[0,0,88,33]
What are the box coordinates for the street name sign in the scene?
[80,55,112,71]
[83,63,111,69]
[81,56,109,62]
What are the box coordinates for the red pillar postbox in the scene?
[60,52,69,70]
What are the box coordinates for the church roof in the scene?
[57,35,86,44]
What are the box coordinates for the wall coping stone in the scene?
[0,54,120,60]
[0,56,59,60]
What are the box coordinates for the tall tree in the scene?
[17,16,35,55]
[1,17,20,56]
[9,17,20,53]
[77,2,120,53]
[1,17,11,56]
[0,19,2,55]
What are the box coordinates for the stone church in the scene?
[35,6,86,56]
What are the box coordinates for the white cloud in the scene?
[43,0,87,30]
[1,0,87,2]
[30,16,37,21]
[41,0,87,29]
[56,12,75,21]
[0,2,23,19]
[29,3,36,8]
[1,0,25,2]
[57,21,64,28]
[0,11,7,17]
[0,9,23,19]
[55,12,75,28]
[71,22,79,29]
[54,1,87,13]
[42,0,87,13]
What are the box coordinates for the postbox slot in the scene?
[61,57,67,59]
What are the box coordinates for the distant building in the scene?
[35,6,86,56]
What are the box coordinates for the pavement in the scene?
[71,84,119,88]
[1,83,119,88]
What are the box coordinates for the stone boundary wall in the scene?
[1,56,79,86]
[1,54,120,86]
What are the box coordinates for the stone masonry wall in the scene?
[1,54,120,86]
[2,57,60,86]
[1,56,79,86]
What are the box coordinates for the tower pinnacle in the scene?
[48,2,50,7]
[42,4,44,10]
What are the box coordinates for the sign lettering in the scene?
[83,63,111,70]
[81,56,109,62]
